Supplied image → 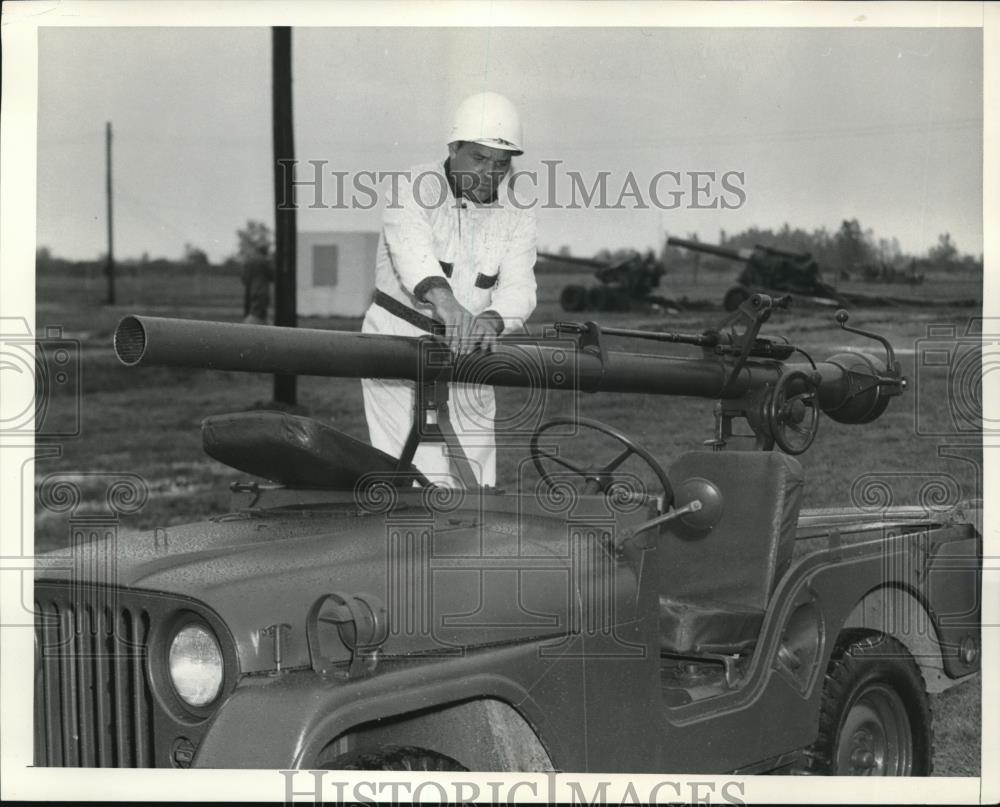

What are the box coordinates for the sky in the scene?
[36,25,983,263]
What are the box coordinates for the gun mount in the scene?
[668,236,846,311]
[537,250,668,312]
[115,295,905,490]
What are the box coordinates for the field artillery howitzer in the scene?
[33,297,979,776]
[538,249,668,312]
[668,236,847,311]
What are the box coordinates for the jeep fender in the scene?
[194,644,560,770]
[766,524,980,698]
[843,585,976,692]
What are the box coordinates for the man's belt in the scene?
[374,290,446,336]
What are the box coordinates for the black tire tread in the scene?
[322,744,468,771]
[559,285,587,312]
[723,286,750,312]
[805,632,933,776]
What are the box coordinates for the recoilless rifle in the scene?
[32,295,980,776]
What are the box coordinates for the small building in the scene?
[297,231,379,317]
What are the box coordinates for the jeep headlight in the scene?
[168,624,224,707]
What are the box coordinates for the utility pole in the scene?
[271,26,297,405]
[105,121,115,305]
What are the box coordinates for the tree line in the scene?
[550,219,982,278]
[36,220,273,277]
[687,220,983,275]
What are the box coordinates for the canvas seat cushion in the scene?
[659,597,765,655]
[658,451,804,656]
[202,411,412,489]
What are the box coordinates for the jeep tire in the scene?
[319,744,469,771]
[805,634,933,775]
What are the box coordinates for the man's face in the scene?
[448,141,512,203]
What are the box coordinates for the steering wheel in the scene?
[766,370,820,454]
[529,416,674,508]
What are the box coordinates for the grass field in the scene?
[30,265,983,775]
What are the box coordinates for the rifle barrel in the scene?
[115,315,741,396]
[114,315,897,425]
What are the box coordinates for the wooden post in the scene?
[272,27,297,405]
[105,122,115,305]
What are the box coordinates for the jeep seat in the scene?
[659,451,803,655]
[202,411,418,489]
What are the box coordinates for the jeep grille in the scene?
[34,587,155,767]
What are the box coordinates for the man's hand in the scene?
[469,311,504,353]
[424,286,475,355]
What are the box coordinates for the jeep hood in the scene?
[36,499,644,673]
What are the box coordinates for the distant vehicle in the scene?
[538,250,668,312]
[668,237,847,310]
[858,261,925,286]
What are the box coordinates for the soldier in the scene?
[361,91,538,487]
[241,242,274,325]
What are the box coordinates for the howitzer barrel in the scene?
[666,237,747,262]
[758,244,810,261]
[537,251,608,269]
[114,315,897,424]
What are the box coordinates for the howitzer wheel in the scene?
[529,416,673,508]
[587,285,611,311]
[609,288,632,312]
[766,370,820,455]
[560,284,588,312]
[803,635,932,776]
[723,285,750,312]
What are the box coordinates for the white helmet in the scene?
[448,91,524,155]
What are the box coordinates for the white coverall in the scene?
[361,160,537,487]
